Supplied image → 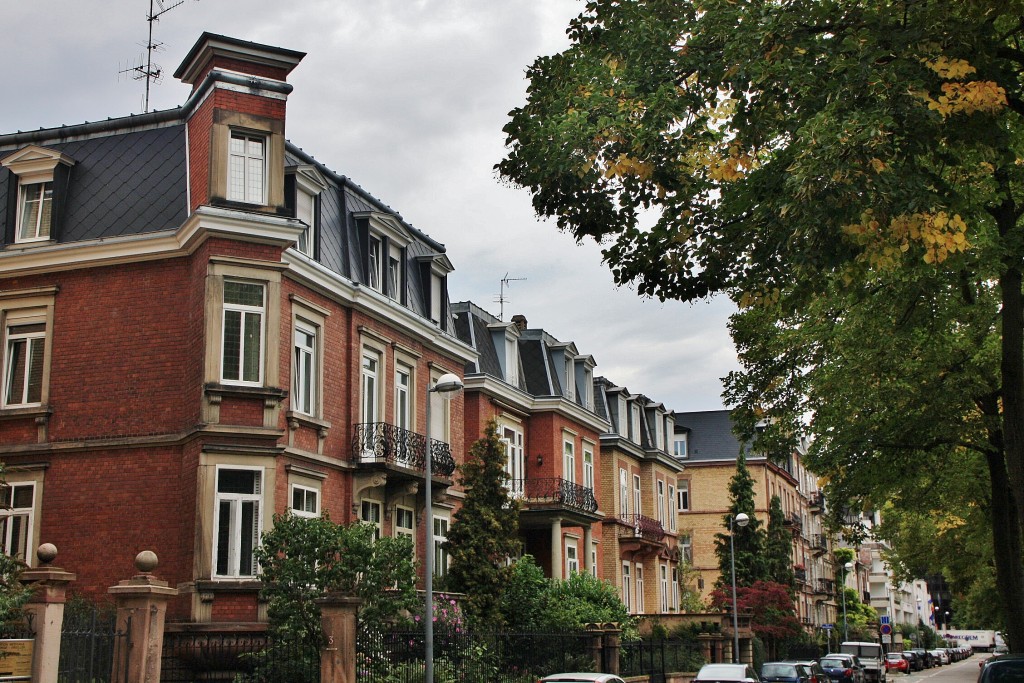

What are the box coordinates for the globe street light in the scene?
[424,373,463,683]
[730,512,750,663]
[841,561,854,642]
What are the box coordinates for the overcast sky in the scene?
[1,0,738,412]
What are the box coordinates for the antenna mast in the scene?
[120,0,190,112]
[494,273,527,321]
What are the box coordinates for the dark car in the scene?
[902,652,923,672]
[762,663,809,683]
[820,655,865,683]
[910,649,934,669]
[977,654,1024,683]
[787,660,826,683]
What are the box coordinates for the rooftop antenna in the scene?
[494,273,526,321]
[119,0,193,112]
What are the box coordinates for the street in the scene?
[890,654,984,683]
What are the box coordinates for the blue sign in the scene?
[880,616,891,625]
[822,624,834,630]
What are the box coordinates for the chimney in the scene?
[511,314,528,331]
[173,32,305,93]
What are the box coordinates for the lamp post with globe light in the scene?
[423,373,463,683]
[729,512,750,663]
[841,561,854,641]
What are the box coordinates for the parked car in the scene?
[540,675,627,683]
[901,652,923,672]
[885,653,909,674]
[841,642,886,683]
[910,649,934,668]
[695,663,762,683]
[930,649,950,665]
[977,654,1024,683]
[762,662,810,683]
[820,655,865,683]
[787,660,826,683]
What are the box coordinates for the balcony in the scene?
[619,513,666,543]
[809,490,825,512]
[351,422,456,478]
[510,477,598,514]
[810,534,829,556]
[794,568,807,584]
[785,512,803,532]
[815,578,836,595]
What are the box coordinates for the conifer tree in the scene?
[714,451,765,588]
[445,419,523,627]
[765,495,795,590]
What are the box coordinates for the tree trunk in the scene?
[985,446,1024,652]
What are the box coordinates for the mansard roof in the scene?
[672,409,750,462]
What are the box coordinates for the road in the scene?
[890,654,984,683]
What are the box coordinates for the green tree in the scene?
[497,0,1024,649]
[714,452,764,588]
[444,420,523,627]
[254,513,418,647]
[765,495,794,591]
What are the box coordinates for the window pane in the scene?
[222,310,241,381]
[26,338,44,404]
[218,469,257,494]
[11,485,32,509]
[239,500,256,575]
[38,187,53,238]
[242,312,262,382]
[5,339,25,405]
[224,281,264,307]
[216,500,232,576]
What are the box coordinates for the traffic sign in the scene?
[881,624,892,635]
[880,615,891,625]
[822,624,834,630]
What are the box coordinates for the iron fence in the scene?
[619,513,666,542]
[352,422,456,477]
[161,630,320,683]
[620,638,705,683]
[357,627,594,682]
[57,607,130,683]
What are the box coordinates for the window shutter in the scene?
[2,169,16,246]
[49,163,72,242]
[284,173,296,217]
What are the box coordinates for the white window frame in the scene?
[228,131,267,205]
[660,564,669,613]
[591,542,598,578]
[292,320,317,416]
[387,243,403,301]
[0,482,35,561]
[361,499,383,541]
[633,474,642,517]
[565,355,575,401]
[622,562,632,612]
[16,181,53,243]
[674,434,688,458]
[395,363,412,430]
[617,396,628,437]
[290,483,320,518]
[501,423,525,498]
[635,564,645,613]
[295,186,316,256]
[566,538,579,574]
[631,404,642,444]
[361,349,381,426]
[221,280,266,386]
[3,314,46,408]
[395,506,415,550]
[583,446,594,492]
[619,468,629,515]
[671,567,680,611]
[678,480,690,512]
[657,480,666,524]
[433,513,450,578]
[668,485,677,531]
[563,438,575,484]
[368,236,382,292]
[681,533,693,564]
[213,465,263,579]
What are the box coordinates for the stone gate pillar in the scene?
[316,593,361,683]
[21,544,75,683]
[108,551,178,683]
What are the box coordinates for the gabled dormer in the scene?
[416,251,454,330]
[487,320,522,387]
[547,340,578,402]
[2,145,75,246]
[574,354,596,411]
[354,211,413,303]
[285,164,328,259]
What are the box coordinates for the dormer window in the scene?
[565,354,575,401]
[2,145,75,246]
[228,132,267,205]
[674,434,688,458]
[288,165,327,259]
[387,243,403,301]
[368,236,382,291]
[631,403,641,444]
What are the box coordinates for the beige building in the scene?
[672,411,839,631]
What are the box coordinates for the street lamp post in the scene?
[424,373,463,683]
[730,512,750,663]
[841,561,854,642]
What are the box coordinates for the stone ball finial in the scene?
[36,543,58,564]
[135,550,159,573]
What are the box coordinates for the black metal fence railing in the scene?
[357,627,593,683]
[351,422,456,478]
[161,630,320,683]
[509,477,598,513]
[58,607,130,683]
[620,638,705,683]
[619,513,666,542]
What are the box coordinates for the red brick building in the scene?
[0,33,474,624]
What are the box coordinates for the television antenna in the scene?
[494,273,526,321]
[119,0,194,112]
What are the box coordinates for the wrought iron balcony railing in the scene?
[810,534,829,554]
[809,490,825,511]
[351,422,456,478]
[815,578,835,595]
[509,477,598,514]
[794,568,807,583]
[619,513,666,543]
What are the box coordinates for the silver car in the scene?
[695,663,762,683]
